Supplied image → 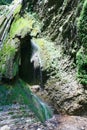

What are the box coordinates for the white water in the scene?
[31,93,53,121]
[30,39,43,89]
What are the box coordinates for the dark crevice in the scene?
[19,36,34,83]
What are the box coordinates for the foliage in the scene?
[0,38,19,79]
[0,0,12,5]
[76,47,87,85]
[13,4,22,16]
[0,39,16,77]
[76,0,87,85]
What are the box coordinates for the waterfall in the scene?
[30,39,43,89]
[31,93,53,121]
[19,79,53,122]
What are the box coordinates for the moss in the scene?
[10,13,41,38]
[10,17,30,38]
[0,38,20,79]
[0,40,15,74]
[77,0,87,85]
[76,47,87,85]
[13,4,22,16]
[34,38,59,79]
[77,0,87,48]
[0,0,12,5]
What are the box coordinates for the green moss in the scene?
[0,38,20,79]
[34,38,59,78]
[76,47,87,85]
[0,0,12,5]
[10,17,30,38]
[77,0,87,48]
[0,40,16,75]
[76,0,87,85]
[13,4,22,16]
[10,13,41,38]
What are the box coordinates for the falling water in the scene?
[19,79,53,122]
[30,39,43,89]
[31,93,53,121]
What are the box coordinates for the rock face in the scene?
[31,0,82,50]
[28,0,87,115]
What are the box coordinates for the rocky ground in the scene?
[0,104,58,130]
[0,104,87,130]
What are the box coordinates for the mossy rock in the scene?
[10,13,41,38]
[0,38,20,79]
[34,38,59,79]
[76,47,87,85]
[76,0,87,85]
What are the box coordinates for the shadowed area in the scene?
[19,36,34,83]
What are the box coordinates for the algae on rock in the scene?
[0,38,20,79]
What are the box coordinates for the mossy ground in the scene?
[0,79,31,105]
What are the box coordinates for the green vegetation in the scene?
[0,79,52,122]
[76,0,87,85]
[76,47,87,85]
[10,13,41,38]
[0,39,17,78]
[0,0,12,5]
[34,38,60,79]
[13,4,22,16]
[10,17,31,38]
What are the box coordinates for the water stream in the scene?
[19,79,53,122]
[30,39,43,89]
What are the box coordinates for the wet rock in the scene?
[31,85,40,92]
[0,125,10,130]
